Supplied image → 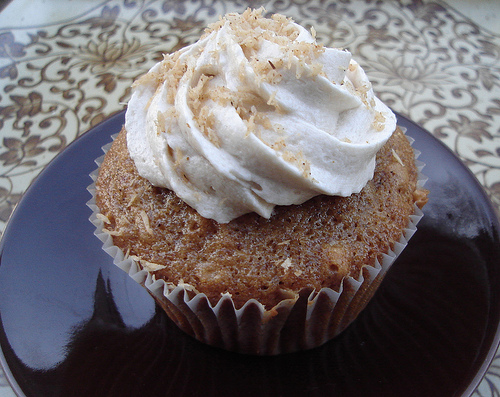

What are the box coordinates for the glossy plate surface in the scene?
[0,111,499,397]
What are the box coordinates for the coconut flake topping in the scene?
[125,8,396,223]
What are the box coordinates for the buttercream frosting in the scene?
[125,9,396,223]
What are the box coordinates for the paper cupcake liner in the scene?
[87,127,426,355]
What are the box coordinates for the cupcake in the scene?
[88,8,428,355]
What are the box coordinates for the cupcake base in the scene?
[88,128,426,355]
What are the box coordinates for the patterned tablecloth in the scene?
[0,0,499,395]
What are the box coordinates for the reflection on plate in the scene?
[0,111,499,397]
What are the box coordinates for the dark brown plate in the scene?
[0,111,499,397]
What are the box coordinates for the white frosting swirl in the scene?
[125,9,396,223]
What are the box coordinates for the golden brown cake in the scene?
[90,9,429,354]
[95,125,427,310]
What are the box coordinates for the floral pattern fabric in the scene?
[0,0,499,395]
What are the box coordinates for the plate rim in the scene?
[0,110,499,397]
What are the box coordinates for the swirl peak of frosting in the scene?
[125,8,396,223]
